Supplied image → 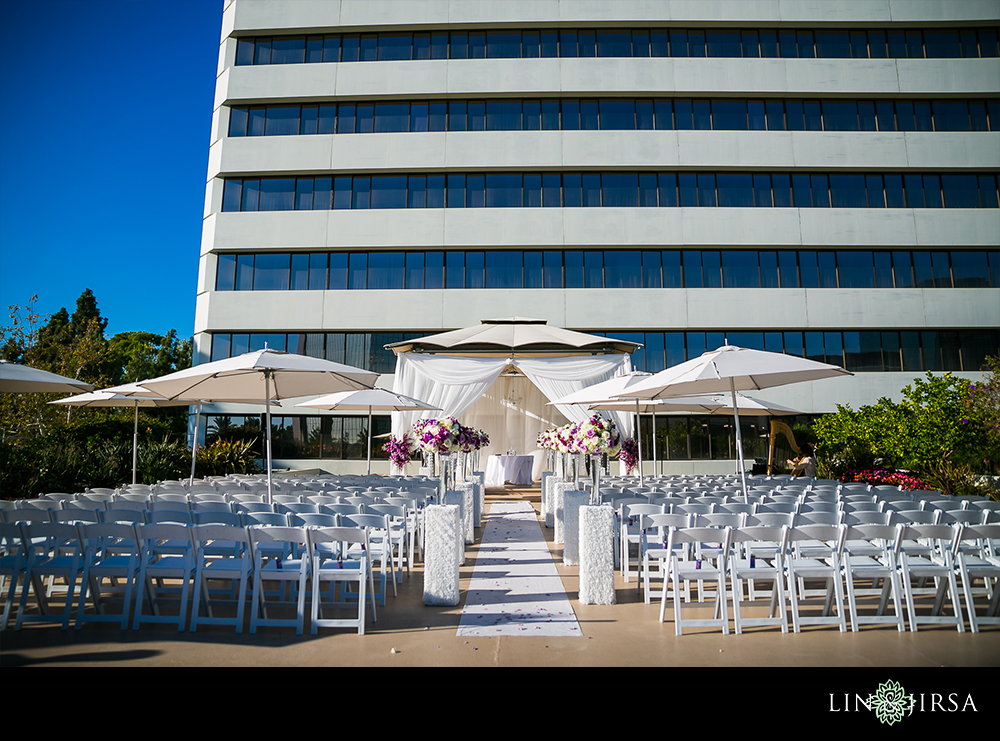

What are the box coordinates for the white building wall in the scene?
[196,0,1000,473]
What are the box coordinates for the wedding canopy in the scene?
[385,317,639,357]
[389,320,638,469]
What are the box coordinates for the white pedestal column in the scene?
[540,471,553,522]
[470,471,485,528]
[552,481,578,545]
[579,505,616,605]
[562,490,589,566]
[443,490,467,564]
[545,476,565,528]
[455,482,476,544]
[423,504,461,606]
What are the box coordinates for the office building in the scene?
[195,0,1000,474]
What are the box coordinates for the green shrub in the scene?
[137,437,191,485]
[195,438,261,478]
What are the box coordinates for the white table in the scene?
[485,454,534,487]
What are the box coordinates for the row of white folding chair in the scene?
[643,521,999,635]
[2,520,384,635]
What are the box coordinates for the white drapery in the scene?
[391,353,633,464]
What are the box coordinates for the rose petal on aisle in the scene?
[457,501,582,637]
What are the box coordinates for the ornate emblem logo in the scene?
[868,680,916,725]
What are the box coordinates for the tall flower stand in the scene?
[469,471,485,528]
[579,504,616,605]
[443,490,467,564]
[545,475,566,528]
[562,490,589,566]
[455,482,476,544]
[540,471,553,522]
[422,504,461,606]
[552,481,578,545]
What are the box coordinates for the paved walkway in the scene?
[458,501,581,637]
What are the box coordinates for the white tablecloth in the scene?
[485,455,534,487]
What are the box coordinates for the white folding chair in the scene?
[15,522,84,630]
[132,523,196,631]
[307,527,377,635]
[75,522,142,631]
[784,524,848,633]
[842,524,906,632]
[641,513,690,604]
[728,525,789,634]
[368,503,411,580]
[954,524,1000,633]
[248,526,310,635]
[661,526,732,634]
[189,524,251,633]
[344,514,397,605]
[0,523,27,631]
[896,523,964,633]
[620,502,663,584]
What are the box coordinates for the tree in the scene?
[966,355,1000,452]
[814,372,997,496]
[109,329,192,385]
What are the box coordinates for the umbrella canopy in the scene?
[587,393,802,416]
[135,349,378,501]
[386,317,640,357]
[296,388,440,475]
[615,345,853,400]
[614,345,850,492]
[0,360,95,394]
[133,349,377,402]
[49,389,196,485]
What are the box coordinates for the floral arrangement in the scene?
[840,469,931,491]
[382,433,414,469]
[537,416,621,456]
[412,417,462,454]
[575,414,622,456]
[619,438,639,475]
[411,417,488,455]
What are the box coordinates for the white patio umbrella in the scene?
[49,388,197,485]
[587,393,802,477]
[296,388,440,475]
[614,345,851,494]
[546,371,653,483]
[0,360,95,394]
[131,349,379,502]
[100,381,279,486]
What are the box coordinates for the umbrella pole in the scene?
[132,403,139,486]
[651,409,658,478]
[635,400,643,485]
[265,373,274,506]
[189,402,202,486]
[730,378,747,497]
[366,406,372,476]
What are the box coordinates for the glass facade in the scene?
[235,27,1000,65]
[229,97,998,137]
[204,413,391,461]
[221,172,1000,212]
[215,249,1000,291]
[207,329,999,375]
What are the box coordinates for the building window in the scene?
[220,171,1000,212]
[214,250,999,292]
[234,27,1000,66]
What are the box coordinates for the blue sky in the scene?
[0,0,224,338]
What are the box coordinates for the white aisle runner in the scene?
[457,501,582,637]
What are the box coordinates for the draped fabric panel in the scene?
[391,353,634,461]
